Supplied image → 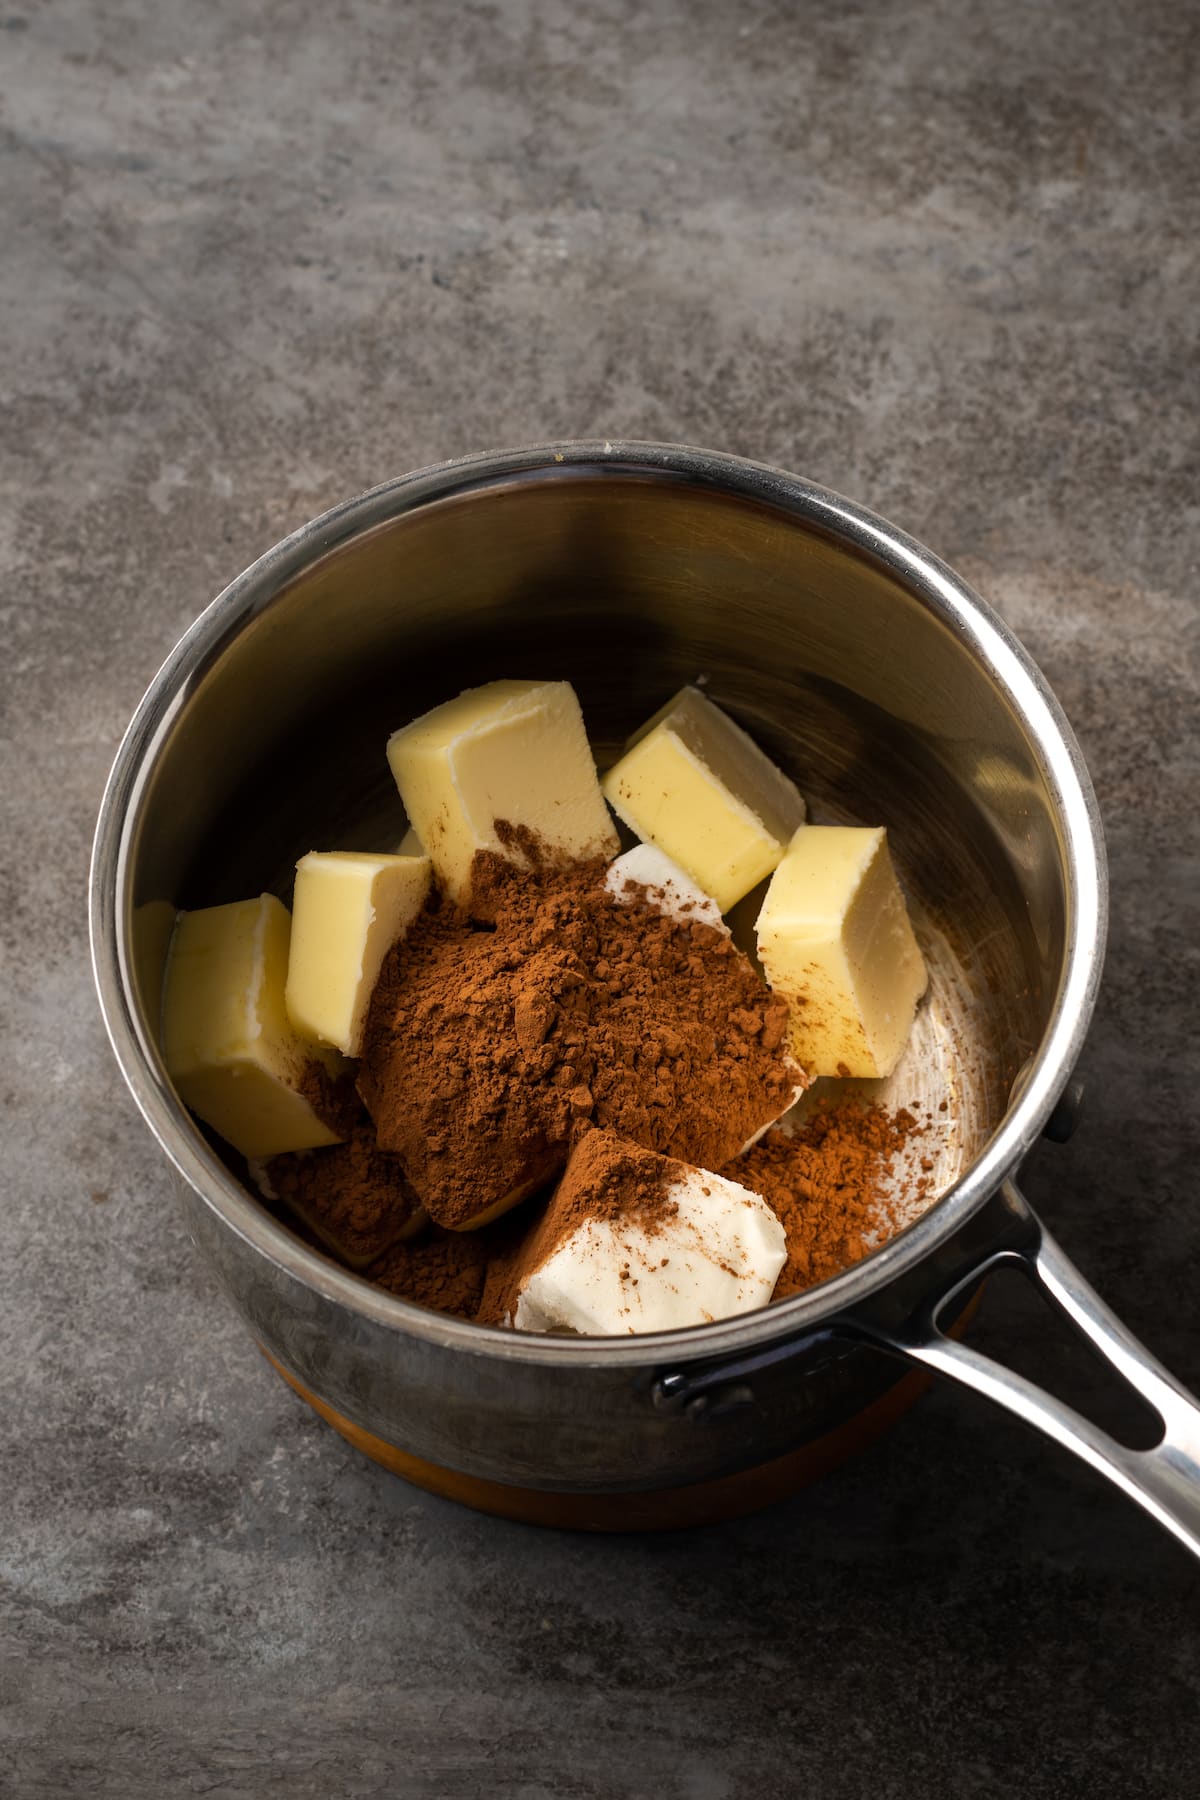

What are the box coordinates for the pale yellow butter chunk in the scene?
[285,850,431,1054]
[386,679,619,905]
[755,826,927,1079]
[394,824,424,857]
[162,894,346,1158]
[131,899,179,1031]
[600,687,807,912]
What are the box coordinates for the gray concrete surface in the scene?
[3,1,1198,1794]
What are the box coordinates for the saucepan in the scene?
[89,441,1200,1553]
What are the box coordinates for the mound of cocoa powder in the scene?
[369,1226,489,1319]
[265,1123,424,1267]
[357,850,799,1230]
[295,1061,364,1138]
[258,852,932,1325]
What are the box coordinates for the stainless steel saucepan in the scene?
[90,441,1200,1555]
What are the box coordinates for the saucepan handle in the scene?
[843,1181,1200,1561]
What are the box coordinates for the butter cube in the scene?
[600,687,806,912]
[756,826,927,1079]
[162,894,346,1158]
[285,851,431,1055]
[387,679,619,905]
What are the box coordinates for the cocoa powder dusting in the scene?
[358,850,799,1230]
[729,1098,926,1297]
[492,817,551,872]
[266,1123,425,1267]
[296,1060,362,1138]
[369,1227,488,1319]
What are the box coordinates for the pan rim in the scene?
[89,438,1107,1369]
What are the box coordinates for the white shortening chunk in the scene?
[386,679,619,905]
[603,844,728,935]
[285,850,431,1055]
[162,895,346,1158]
[509,1131,786,1336]
[756,825,927,1079]
[600,687,807,912]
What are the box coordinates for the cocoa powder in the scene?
[265,1123,425,1267]
[358,850,799,1229]
[369,1227,488,1319]
[260,858,931,1325]
[296,1059,362,1138]
[729,1098,926,1297]
[263,1092,927,1320]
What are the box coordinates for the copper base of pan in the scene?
[262,1291,979,1531]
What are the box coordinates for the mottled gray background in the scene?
[2,1,1198,1795]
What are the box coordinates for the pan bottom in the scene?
[261,1291,980,1531]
